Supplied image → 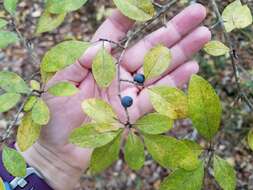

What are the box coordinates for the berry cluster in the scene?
[121,74,145,108]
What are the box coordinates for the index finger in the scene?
[79,10,134,69]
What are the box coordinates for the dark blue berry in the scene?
[121,96,133,108]
[134,74,145,84]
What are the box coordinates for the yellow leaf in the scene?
[0,177,4,190]
[17,113,42,152]
[203,41,230,56]
[148,86,188,119]
[81,99,117,123]
[247,130,253,151]
[32,98,50,125]
[188,75,222,140]
[222,0,253,32]
[92,47,116,88]
[144,44,172,80]
[113,0,155,21]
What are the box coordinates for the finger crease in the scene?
[108,17,128,37]
[166,22,182,41]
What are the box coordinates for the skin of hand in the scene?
[19,3,211,190]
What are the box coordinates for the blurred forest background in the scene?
[0,0,253,189]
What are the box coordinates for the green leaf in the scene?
[81,99,117,123]
[24,96,38,112]
[144,44,172,80]
[90,131,122,174]
[2,145,26,177]
[40,69,55,84]
[30,80,40,91]
[135,113,173,135]
[4,0,18,15]
[0,19,8,29]
[93,122,121,133]
[17,113,42,152]
[148,86,188,119]
[69,123,121,148]
[144,134,199,170]
[36,10,66,34]
[124,132,145,170]
[92,47,116,88]
[181,140,203,157]
[247,130,253,151]
[48,82,79,97]
[113,0,155,21]
[203,41,230,56]
[213,155,236,190]
[0,71,30,94]
[32,98,50,125]
[222,0,253,32]
[0,177,5,190]
[0,31,19,49]
[160,161,204,190]
[0,93,20,113]
[48,0,88,14]
[188,75,222,140]
[41,40,90,72]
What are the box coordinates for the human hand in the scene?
[20,3,211,190]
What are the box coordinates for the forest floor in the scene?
[0,0,253,189]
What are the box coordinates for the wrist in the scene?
[17,142,84,190]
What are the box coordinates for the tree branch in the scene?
[116,1,177,125]
[210,0,253,110]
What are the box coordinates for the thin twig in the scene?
[11,18,40,66]
[117,38,131,124]
[98,38,125,49]
[116,1,177,125]
[204,142,215,188]
[121,0,177,44]
[0,17,41,142]
[0,93,32,142]
[120,79,144,87]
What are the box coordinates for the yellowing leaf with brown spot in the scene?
[32,98,50,125]
[222,0,253,32]
[148,86,188,119]
[204,41,230,56]
[2,145,26,177]
[144,44,172,80]
[82,99,117,123]
[188,75,222,140]
[144,134,199,170]
[17,113,42,152]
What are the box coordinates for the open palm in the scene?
[35,4,211,172]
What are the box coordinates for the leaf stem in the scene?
[204,141,215,188]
